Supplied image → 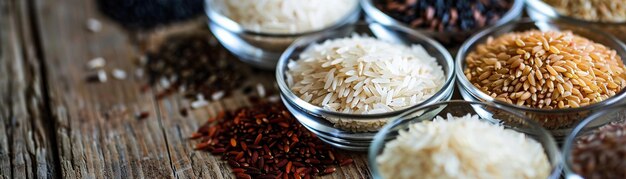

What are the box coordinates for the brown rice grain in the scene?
[464,30,626,110]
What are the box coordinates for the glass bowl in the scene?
[205,0,361,69]
[360,0,523,46]
[275,22,455,151]
[456,19,626,140]
[526,0,626,43]
[562,103,626,179]
[369,100,562,179]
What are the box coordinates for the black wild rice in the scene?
[144,32,246,100]
[376,0,512,32]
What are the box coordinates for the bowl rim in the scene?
[455,19,626,113]
[561,103,626,177]
[526,0,626,25]
[360,0,525,35]
[205,0,362,37]
[275,22,455,120]
[368,100,562,179]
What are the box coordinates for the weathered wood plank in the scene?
[31,0,175,178]
[0,0,57,178]
[31,0,374,177]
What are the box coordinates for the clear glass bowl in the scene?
[275,22,455,151]
[456,19,626,140]
[562,103,626,179]
[369,100,562,179]
[205,0,361,69]
[526,0,626,43]
[360,0,524,46]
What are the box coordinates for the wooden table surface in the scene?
[0,0,374,178]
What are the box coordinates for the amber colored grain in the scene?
[231,138,237,147]
[286,161,293,173]
[464,30,626,110]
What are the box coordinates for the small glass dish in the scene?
[526,0,626,43]
[205,0,361,69]
[275,22,455,151]
[360,0,524,45]
[456,19,626,140]
[562,103,626,179]
[369,100,562,179]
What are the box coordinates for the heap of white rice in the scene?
[377,114,551,179]
[286,34,445,131]
[209,0,358,34]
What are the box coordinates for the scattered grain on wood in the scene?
[86,18,102,32]
[112,68,127,80]
[135,111,150,120]
[86,70,108,83]
[86,57,106,69]
[144,33,246,100]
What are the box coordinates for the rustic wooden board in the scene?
[0,0,58,178]
[32,0,175,178]
[12,0,626,177]
[29,0,373,178]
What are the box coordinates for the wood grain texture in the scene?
[32,0,175,178]
[29,0,373,178]
[0,0,57,178]
[16,0,626,177]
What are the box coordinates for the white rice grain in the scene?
[210,0,358,34]
[377,114,551,179]
[286,34,445,131]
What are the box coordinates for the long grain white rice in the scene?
[377,114,551,179]
[286,34,445,131]
[209,0,358,34]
